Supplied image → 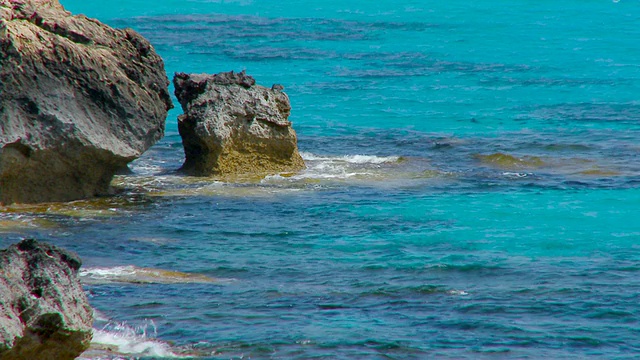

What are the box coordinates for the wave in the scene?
[300,152,401,164]
[260,152,411,183]
[80,321,179,360]
[359,285,469,298]
[80,265,226,285]
[0,217,58,232]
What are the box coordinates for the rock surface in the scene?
[0,0,172,204]
[174,71,305,177]
[0,239,94,360]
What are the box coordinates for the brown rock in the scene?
[173,71,305,177]
[0,0,172,204]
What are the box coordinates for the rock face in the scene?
[174,71,305,177]
[0,0,173,204]
[0,239,94,360]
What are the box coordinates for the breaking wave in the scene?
[80,266,225,285]
[80,321,179,359]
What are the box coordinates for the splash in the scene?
[80,321,179,359]
[300,152,401,164]
[271,152,413,182]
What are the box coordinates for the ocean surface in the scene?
[2,0,640,358]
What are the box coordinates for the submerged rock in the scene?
[0,0,172,204]
[173,71,305,177]
[0,239,94,360]
[474,153,545,169]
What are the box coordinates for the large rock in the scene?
[0,0,173,204]
[173,71,305,177]
[0,239,93,360]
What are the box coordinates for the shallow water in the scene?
[2,0,640,358]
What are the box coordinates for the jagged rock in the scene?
[0,239,94,360]
[173,70,305,177]
[0,0,173,204]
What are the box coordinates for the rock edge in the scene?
[174,70,305,177]
[0,0,173,204]
[0,239,94,360]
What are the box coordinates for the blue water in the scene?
[2,0,640,358]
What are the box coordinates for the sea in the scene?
[1,0,639,359]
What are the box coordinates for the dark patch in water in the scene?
[585,309,634,320]
[567,336,603,348]
[110,14,535,75]
[428,263,505,273]
[361,285,446,298]
[333,59,534,78]
[480,76,632,87]
[518,103,640,124]
[317,303,348,310]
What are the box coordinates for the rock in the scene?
[0,0,173,204]
[0,239,94,360]
[173,70,305,177]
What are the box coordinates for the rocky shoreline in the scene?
[0,239,93,360]
[0,0,306,356]
[1,0,304,206]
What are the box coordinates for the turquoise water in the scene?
[2,0,640,358]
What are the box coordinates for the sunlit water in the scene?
[2,1,640,358]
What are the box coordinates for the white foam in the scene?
[262,152,401,182]
[81,266,137,279]
[293,172,361,180]
[90,321,178,358]
[502,172,530,178]
[447,290,469,296]
[80,266,222,285]
[300,152,400,164]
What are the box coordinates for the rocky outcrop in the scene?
[173,71,305,177]
[0,239,93,360]
[0,0,173,204]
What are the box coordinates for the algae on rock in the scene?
[173,71,305,177]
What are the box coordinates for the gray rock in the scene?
[173,70,305,177]
[0,239,94,360]
[0,0,172,204]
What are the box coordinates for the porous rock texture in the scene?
[0,239,94,360]
[174,70,305,177]
[0,0,172,204]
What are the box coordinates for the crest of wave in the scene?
[80,320,179,359]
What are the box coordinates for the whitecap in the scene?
[502,172,530,178]
[91,329,175,357]
[447,290,469,296]
[80,321,180,359]
[300,152,400,164]
[80,265,224,285]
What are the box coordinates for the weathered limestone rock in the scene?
[0,0,173,204]
[173,70,305,177]
[0,239,94,360]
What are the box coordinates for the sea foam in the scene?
[80,265,222,285]
[80,321,180,359]
[300,152,400,164]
